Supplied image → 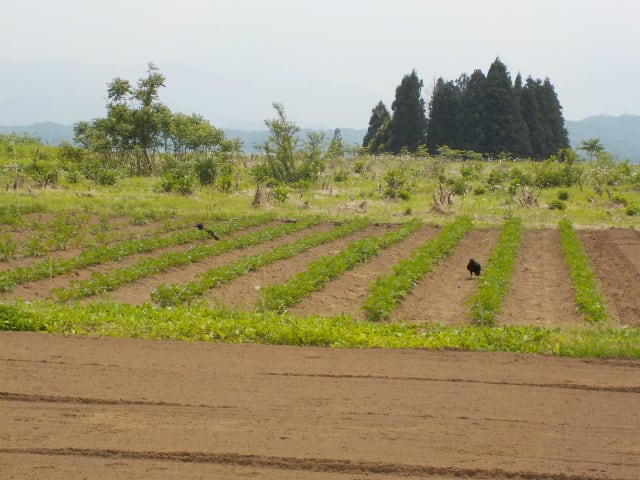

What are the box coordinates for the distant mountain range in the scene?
[2,116,639,162]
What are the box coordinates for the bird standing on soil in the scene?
[467,258,481,277]
[195,223,220,240]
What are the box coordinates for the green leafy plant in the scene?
[54,216,321,301]
[3,302,638,359]
[0,215,274,293]
[558,219,609,323]
[468,217,523,325]
[152,218,372,306]
[259,219,424,313]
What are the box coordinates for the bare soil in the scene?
[289,224,440,320]
[1,332,638,479]
[389,228,501,325]
[206,224,393,311]
[577,228,640,325]
[497,229,586,327]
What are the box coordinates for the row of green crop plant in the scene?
[53,216,324,301]
[0,209,231,261]
[2,302,638,358]
[151,218,372,307]
[466,217,610,325]
[0,214,275,293]
[558,219,609,323]
[467,217,523,325]
[362,216,473,321]
[0,202,47,227]
[257,218,424,313]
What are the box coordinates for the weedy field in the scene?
[1,155,639,357]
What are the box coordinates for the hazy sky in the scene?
[1,0,638,128]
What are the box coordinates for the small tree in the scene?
[363,101,391,154]
[327,128,344,158]
[259,102,300,183]
[579,138,605,161]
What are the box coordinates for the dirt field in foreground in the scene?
[1,332,638,479]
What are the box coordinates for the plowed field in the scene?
[3,222,639,326]
[2,219,640,478]
[1,332,639,479]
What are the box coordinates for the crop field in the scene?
[1,169,639,479]
[1,207,639,334]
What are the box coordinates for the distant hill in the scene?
[2,116,639,162]
[223,128,367,153]
[0,122,75,145]
[564,115,640,162]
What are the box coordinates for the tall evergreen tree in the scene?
[362,101,391,154]
[427,78,461,153]
[538,78,569,156]
[483,58,530,156]
[387,70,428,153]
[458,69,487,152]
[520,77,546,159]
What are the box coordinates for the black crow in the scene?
[195,223,220,240]
[467,258,481,277]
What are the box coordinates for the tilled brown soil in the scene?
[577,228,640,325]
[497,229,586,327]
[206,223,394,311]
[389,228,501,324]
[1,332,638,479]
[289,224,440,320]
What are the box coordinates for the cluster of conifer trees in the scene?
[363,58,569,159]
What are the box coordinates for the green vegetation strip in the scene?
[151,218,372,307]
[258,219,424,313]
[0,213,275,293]
[363,216,473,322]
[2,302,638,359]
[558,219,609,323]
[468,216,523,325]
[53,216,323,301]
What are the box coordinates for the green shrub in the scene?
[193,155,218,186]
[272,183,289,203]
[557,190,570,201]
[96,168,118,186]
[625,203,640,216]
[333,169,349,183]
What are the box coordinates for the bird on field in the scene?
[467,258,481,277]
[195,223,220,240]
